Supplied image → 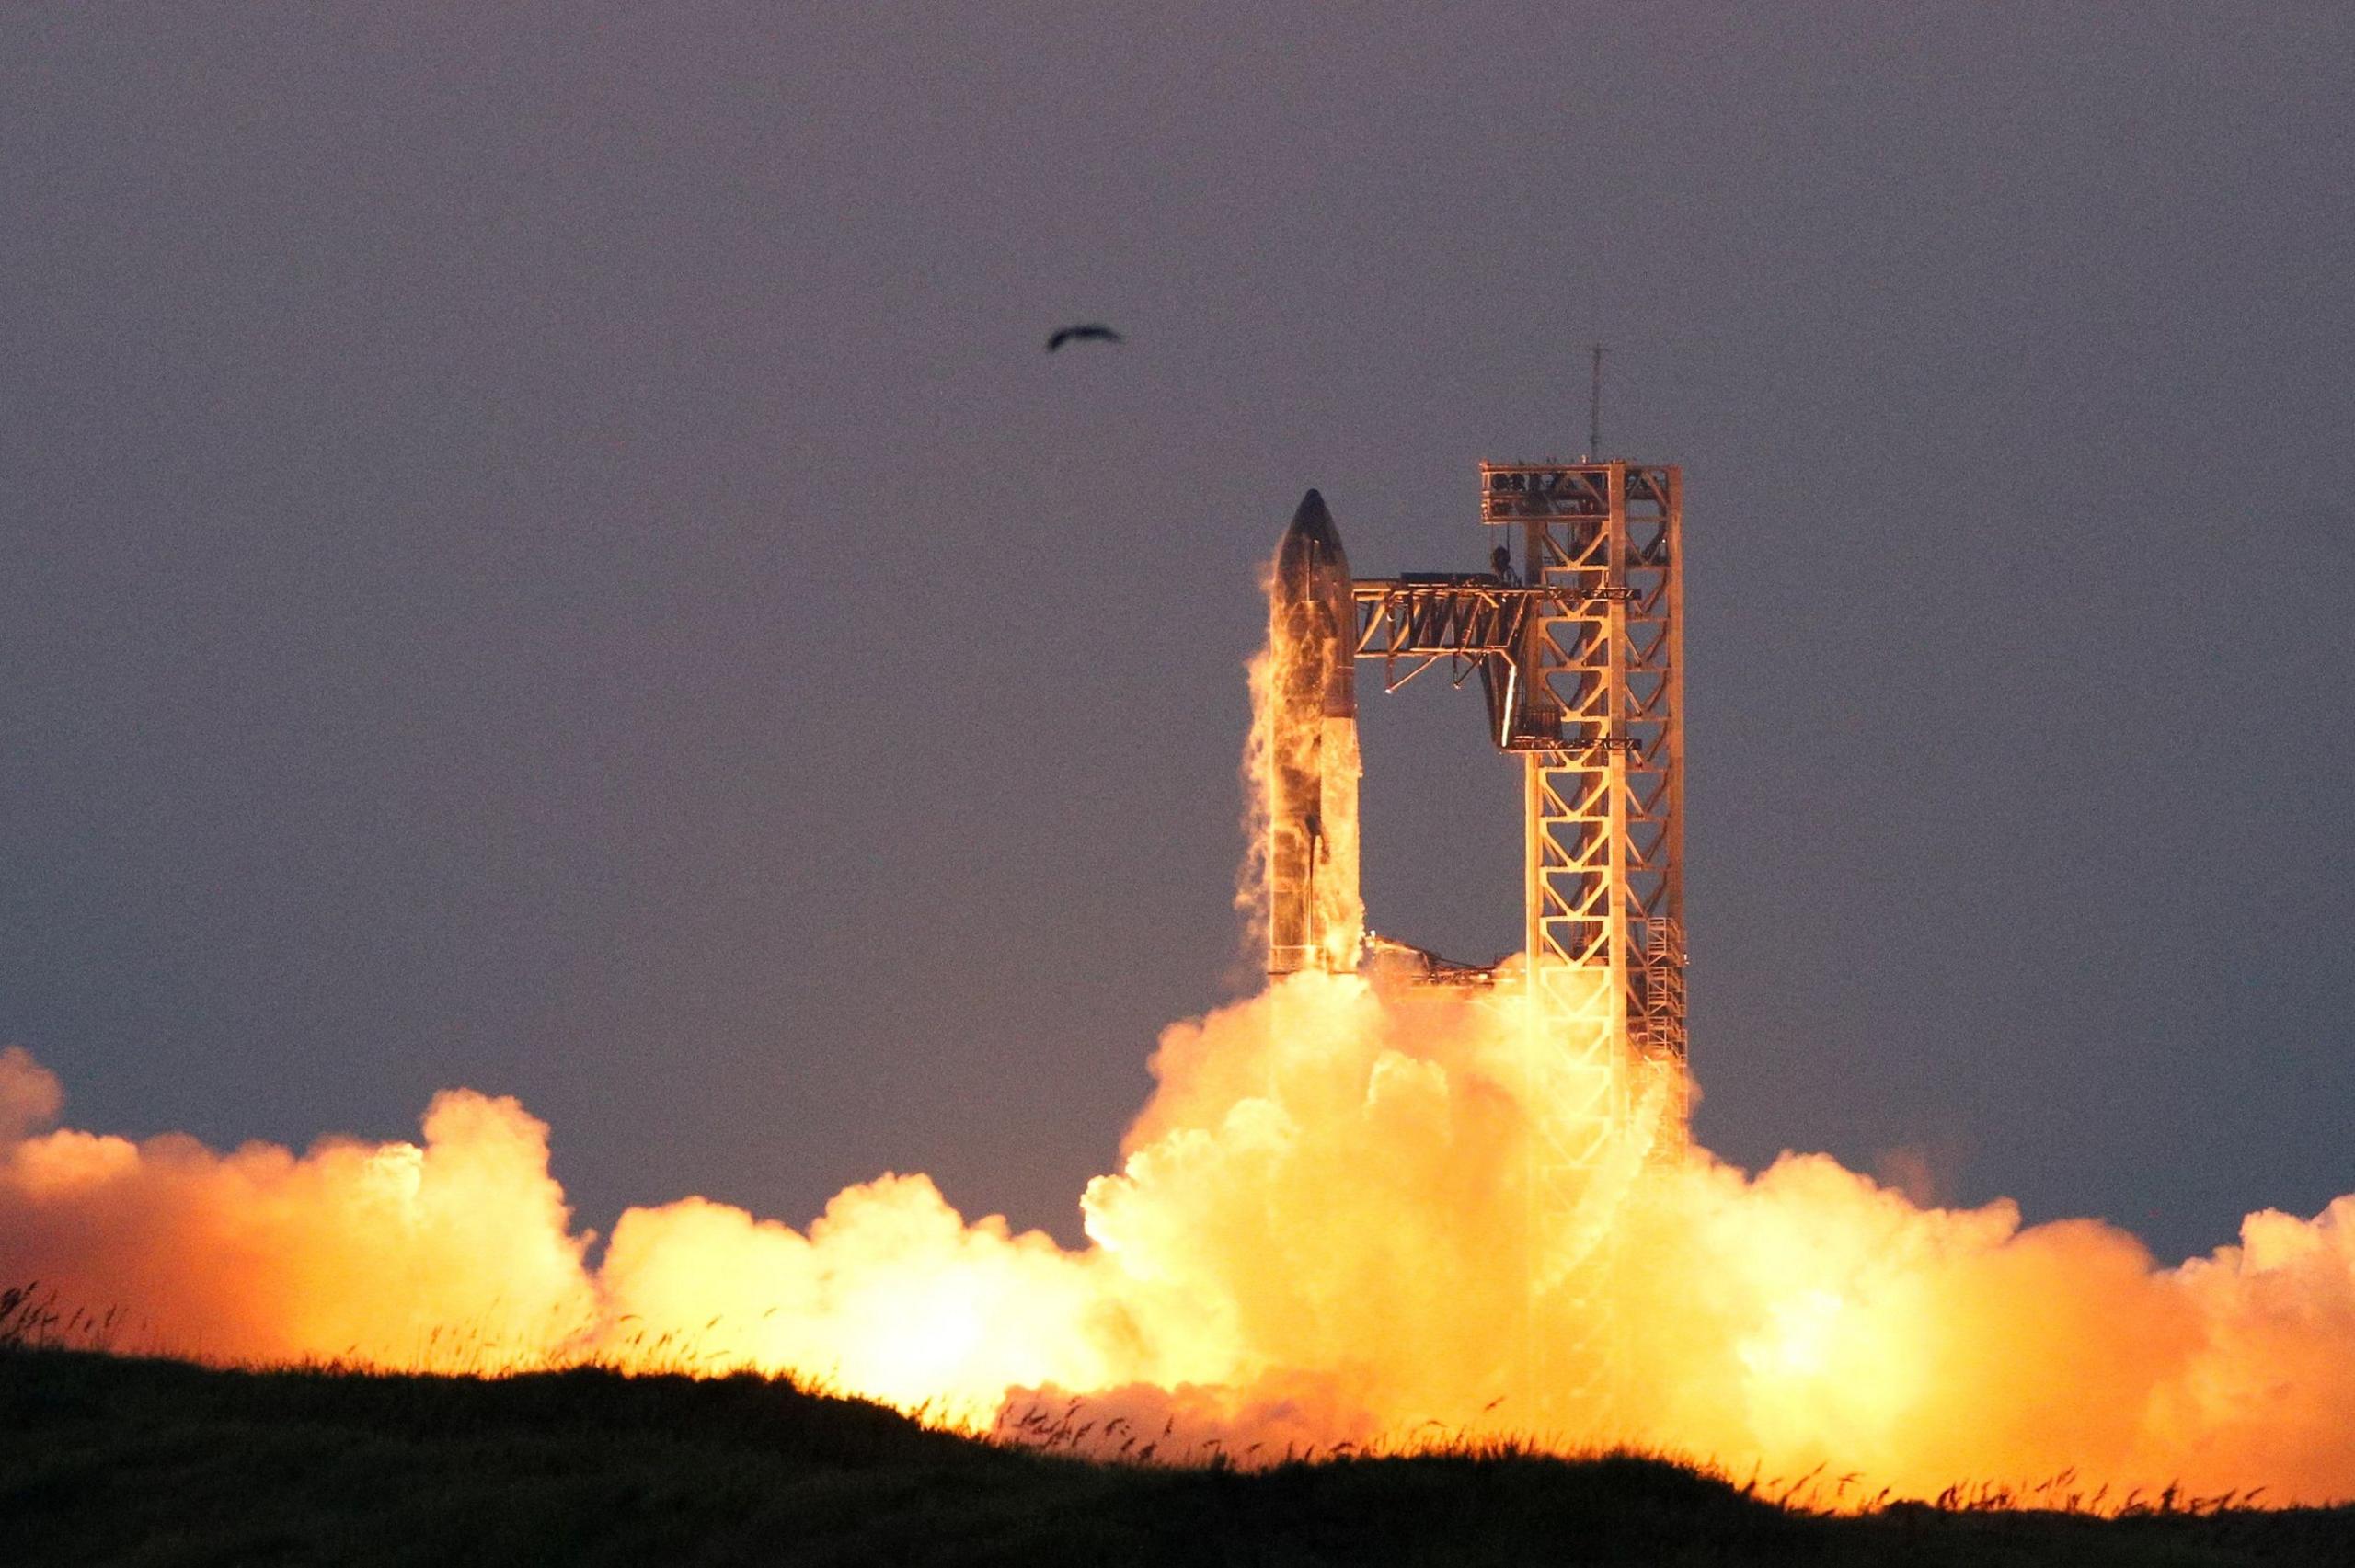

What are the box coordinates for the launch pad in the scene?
[1266,459,1687,1415]
[1269,462,1687,1080]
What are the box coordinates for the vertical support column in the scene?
[1619,466,1686,1136]
[1517,470,1625,1426]
[1603,460,1632,1076]
[1482,459,1683,1427]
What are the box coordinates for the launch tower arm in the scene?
[1351,579,1633,752]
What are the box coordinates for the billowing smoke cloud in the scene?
[0,1046,593,1368]
[6,987,2355,1502]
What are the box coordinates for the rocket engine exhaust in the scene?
[1266,489,1364,974]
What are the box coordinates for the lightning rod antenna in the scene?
[1586,343,1604,460]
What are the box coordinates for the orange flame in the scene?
[1240,624,1364,971]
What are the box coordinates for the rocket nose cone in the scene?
[1279,490,1350,584]
[1286,488,1341,551]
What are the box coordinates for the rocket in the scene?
[1267,489,1364,974]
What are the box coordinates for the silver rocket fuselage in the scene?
[1268,489,1362,974]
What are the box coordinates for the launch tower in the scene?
[1269,460,1687,1415]
[1343,462,1686,1080]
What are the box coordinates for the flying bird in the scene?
[1046,324,1123,352]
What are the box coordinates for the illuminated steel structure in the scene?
[1262,462,1687,1409]
[1350,463,1687,1082]
[1350,461,1687,1413]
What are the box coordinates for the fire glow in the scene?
[5,519,2355,1507]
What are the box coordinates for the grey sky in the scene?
[3,5,2349,1264]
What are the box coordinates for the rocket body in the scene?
[1268,489,1364,974]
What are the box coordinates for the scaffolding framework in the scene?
[1350,463,1686,1068]
[1352,461,1686,1419]
[1482,462,1686,1082]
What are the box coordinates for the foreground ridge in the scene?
[5,1349,2351,1566]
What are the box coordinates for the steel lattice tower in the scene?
[1350,460,1686,1420]
[1487,462,1686,1083]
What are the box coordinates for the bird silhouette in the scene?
[1046,325,1123,352]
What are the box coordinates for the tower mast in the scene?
[1346,455,1687,1419]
